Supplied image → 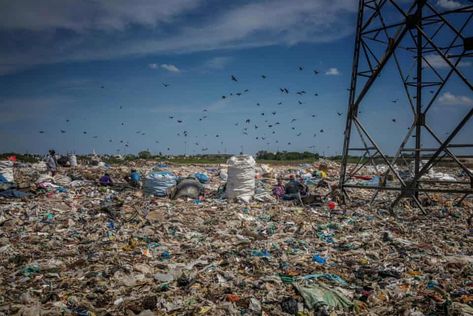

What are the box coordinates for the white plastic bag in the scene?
[0,161,14,183]
[226,155,255,203]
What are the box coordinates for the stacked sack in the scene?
[143,171,177,197]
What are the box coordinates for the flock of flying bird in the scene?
[36,65,404,154]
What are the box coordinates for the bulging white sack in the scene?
[226,155,255,203]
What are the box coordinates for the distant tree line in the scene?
[256,151,319,161]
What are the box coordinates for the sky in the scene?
[0,0,472,156]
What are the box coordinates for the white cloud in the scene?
[160,64,180,72]
[0,0,202,31]
[204,56,233,70]
[438,92,473,106]
[436,0,464,9]
[148,63,158,69]
[424,54,471,69]
[325,67,340,76]
[0,0,356,76]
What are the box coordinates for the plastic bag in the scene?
[226,155,255,203]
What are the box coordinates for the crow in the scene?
[162,83,170,87]
[231,75,238,82]
[261,75,266,79]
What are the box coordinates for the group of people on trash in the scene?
[46,149,327,202]
[272,175,309,200]
[46,149,142,188]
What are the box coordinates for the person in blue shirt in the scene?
[129,169,141,187]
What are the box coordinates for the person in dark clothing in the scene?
[283,175,308,200]
[99,173,113,186]
[285,175,305,194]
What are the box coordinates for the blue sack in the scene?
[194,173,209,184]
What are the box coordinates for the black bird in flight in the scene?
[392,118,397,123]
[277,102,282,105]
[66,119,70,122]
[83,131,87,134]
[337,112,343,116]
[298,66,303,71]
[312,114,316,118]
[313,70,319,75]
[298,100,303,105]
[261,75,266,79]
[272,111,276,115]
[39,131,45,134]
[256,102,260,106]
[60,130,66,134]
[291,118,297,123]
[177,120,183,123]
[244,89,249,92]
[231,75,238,82]
[169,116,174,119]
[101,86,104,89]
[162,83,170,87]
[314,93,319,96]
[320,129,324,133]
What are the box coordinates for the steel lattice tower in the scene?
[339,0,473,212]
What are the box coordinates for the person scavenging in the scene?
[99,173,113,186]
[46,149,57,176]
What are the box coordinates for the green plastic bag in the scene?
[294,282,353,310]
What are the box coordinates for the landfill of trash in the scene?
[0,155,472,315]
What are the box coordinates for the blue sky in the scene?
[0,0,471,156]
